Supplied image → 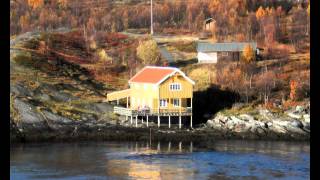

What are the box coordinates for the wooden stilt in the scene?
[157,115,160,128]
[179,141,182,152]
[190,115,192,128]
[168,141,171,152]
[157,142,160,151]
[142,116,144,123]
[146,115,149,127]
[126,116,128,121]
[168,115,171,128]
[117,99,119,105]
[126,96,129,108]
[135,116,138,127]
[130,116,132,124]
[190,141,193,152]
[179,116,181,129]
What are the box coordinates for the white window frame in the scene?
[173,99,180,107]
[159,99,167,107]
[169,83,181,91]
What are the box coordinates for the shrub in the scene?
[136,39,160,65]
[13,52,33,67]
[241,45,255,63]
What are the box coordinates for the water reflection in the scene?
[10,140,309,179]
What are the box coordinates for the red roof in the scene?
[129,66,176,84]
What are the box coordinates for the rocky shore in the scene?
[204,104,310,141]
[10,99,310,143]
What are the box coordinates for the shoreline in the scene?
[10,123,309,143]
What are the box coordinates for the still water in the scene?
[11,140,309,180]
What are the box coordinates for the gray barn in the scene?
[197,42,258,63]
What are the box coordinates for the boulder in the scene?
[295,106,305,113]
[239,114,255,121]
[302,122,310,131]
[290,120,303,129]
[11,83,34,97]
[206,119,214,128]
[233,123,250,133]
[273,119,290,127]
[287,112,301,119]
[269,124,287,134]
[14,99,45,125]
[230,116,243,124]
[42,110,73,124]
[303,114,310,123]
[259,109,274,120]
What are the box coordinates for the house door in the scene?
[186,98,191,107]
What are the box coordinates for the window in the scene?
[173,99,180,107]
[221,52,228,56]
[169,83,181,91]
[160,99,167,107]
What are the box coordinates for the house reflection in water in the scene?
[105,141,195,179]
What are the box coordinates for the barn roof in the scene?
[197,42,257,52]
[129,66,195,85]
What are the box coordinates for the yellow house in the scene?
[107,66,195,128]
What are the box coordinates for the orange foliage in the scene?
[255,6,266,20]
[289,80,298,101]
[28,0,44,9]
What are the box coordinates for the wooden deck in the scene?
[114,106,192,116]
[107,89,131,101]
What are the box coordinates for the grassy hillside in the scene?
[10,29,309,125]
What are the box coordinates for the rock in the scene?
[256,127,266,135]
[287,112,301,119]
[37,93,50,101]
[302,122,310,131]
[290,120,303,129]
[11,83,34,97]
[259,109,273,120]
[50,91,78,102]
[42,110,74,124]
[206,119,214,128]
[273,120,290,127]
[267,122,273,128]
[270,124,287,134]
[285,126,308,135]
[14,99,45,124]
[239,114,255,121]
[295,106,305,113]
[79,75,89,81]
[233,123,249,133]
[303,114,310,123]
[230,116,242,123]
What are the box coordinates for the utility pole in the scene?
[150,0,154,35]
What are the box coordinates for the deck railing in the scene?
[113,106,192,116]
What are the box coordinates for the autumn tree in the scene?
[255,67,276,105]
[19,13,31,32]
[289,80,298,101]
[136,39,160,65]
[27,0,44,9]
[242,45,255,63]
